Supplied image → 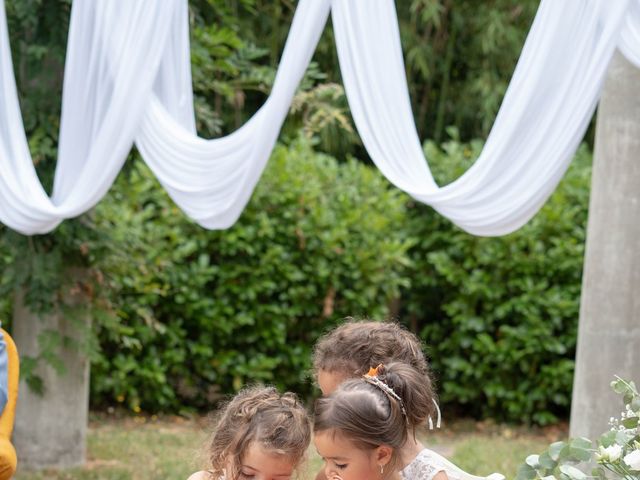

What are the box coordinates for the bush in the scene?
[90,138,413,412]
[0,228,13,324]
[403,135,592,425]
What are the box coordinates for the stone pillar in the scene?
[570,51,640,439]
[13,284,91,470]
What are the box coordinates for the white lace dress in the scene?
[400,448,505,480]
[400,449,450,480]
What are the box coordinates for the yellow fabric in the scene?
[0,329,18,479]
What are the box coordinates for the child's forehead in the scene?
[314,428,376,462]
[241,442,295,473]
[314,428,354,451]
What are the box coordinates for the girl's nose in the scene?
[324,464,334,479]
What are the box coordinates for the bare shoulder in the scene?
[433,471,450,480]
[187,471,213,480]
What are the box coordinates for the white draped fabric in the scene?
[0,0,639,236]
[333,0,638,235]
[620,0,640,68]
[0,0,178,233]
[137,0,331,229]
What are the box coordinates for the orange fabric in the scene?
[0,329,18,479]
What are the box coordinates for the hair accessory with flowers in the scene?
[363,364,408,421]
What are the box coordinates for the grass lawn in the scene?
[14,414,567,480]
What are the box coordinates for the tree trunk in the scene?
[570,51,640,439]
[12,276,91,470]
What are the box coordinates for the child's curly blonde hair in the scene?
[206,386,310,480]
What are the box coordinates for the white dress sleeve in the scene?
[400,449,448,480]
[401,449,505,480]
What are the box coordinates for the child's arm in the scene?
[433,470,449,480]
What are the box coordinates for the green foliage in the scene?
[0,218,110,393]
[396,1,538,141]
[189,1,359,155]
[5,0,70,186]
[90,138,412,412]
[0,233,14,323]
[403,134,591,425]
[190,0,273,137]
[189,1,540,148]
[1,0,110,393]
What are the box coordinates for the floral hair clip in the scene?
[363,364,408,421]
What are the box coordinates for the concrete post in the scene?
[570,51,640,439]
[12,283,91,470]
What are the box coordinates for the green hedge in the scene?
[90,138,412,412]
[0,135,591,424]
[0,229,12,324]
[404,136,591,424]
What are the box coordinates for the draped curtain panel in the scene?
[1,0,639,236]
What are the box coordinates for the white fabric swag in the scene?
[0,0,639,236]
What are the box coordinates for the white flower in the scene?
[597,444,623,463]
[624,449,640,471]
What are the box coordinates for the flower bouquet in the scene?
[517,377,640,480]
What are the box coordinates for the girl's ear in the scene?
[374,445,394,466]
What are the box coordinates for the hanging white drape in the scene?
[332,0,636,235]
[619,0,640,68]
[0,0,178,234]
[137,0,332,229]
[1,0,639,236]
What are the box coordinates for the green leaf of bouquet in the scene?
[612,378,629,394]
[549,442,567,461]
[568,447,592,462]
[622,416,639,429]
[616,430,634,445]
[526,454,541,468]
[539,452,558,470]
[599,430,617,447]
[591,466,606,480]
[570,438,592,450]
[516,464,537,480]
[559,465,587,480]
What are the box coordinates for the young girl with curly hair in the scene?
[188,386,310,480]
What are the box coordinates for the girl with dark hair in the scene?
[314,362,449,480]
